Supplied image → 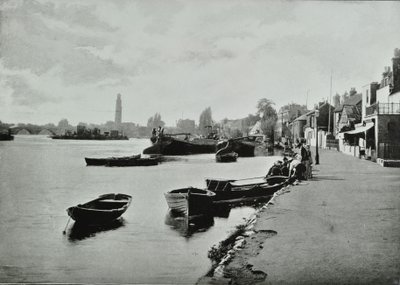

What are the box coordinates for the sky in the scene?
[0,0,399,126]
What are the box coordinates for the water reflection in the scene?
[164,196,272,238]
[67,218,126,242]
[211,196,273,215]
[164,212,214,238]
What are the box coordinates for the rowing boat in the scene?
[66,193,132,224]
[164,188,215,219]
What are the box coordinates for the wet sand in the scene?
[199,148,400,284]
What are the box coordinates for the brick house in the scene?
[303,102,334,147]
[342,49,400,163]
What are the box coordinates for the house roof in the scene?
[343,105,362,121]
[249,121,263,135]
[292,114,307,121]
[303,102,334,117]
[334,94,362,112]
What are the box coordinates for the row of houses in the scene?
[284,48,400,166]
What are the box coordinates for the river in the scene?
[0,135,278,284]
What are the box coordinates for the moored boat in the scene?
[216,152,238,163]
[0,129,14,141]
[164,187,215,219]
[106,157,158,167]
[205,175,289,203]
[0,133,14,141]
[85,154,141,166]
[216,135,266,157]
[215,140,238,162]
[66,193,132,224]
[143,133,217,155]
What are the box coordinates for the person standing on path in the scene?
[300,143,309,180]
[305,144,313,179]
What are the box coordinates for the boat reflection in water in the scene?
[67,218,126,242]
[210,197,272,219]
[164,196,272,238]
[164,211,214,238]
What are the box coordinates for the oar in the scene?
[205,175,265,182]
[233,176,266,181]
[62,217,71,235]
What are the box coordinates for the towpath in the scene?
[199,148,400,285]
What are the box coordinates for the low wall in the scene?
[377,158,400,167]
[340,144,360,157]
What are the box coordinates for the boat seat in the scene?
[95,200,129,210]
[100,199,130,203]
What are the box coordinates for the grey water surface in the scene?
[0,136,278,284]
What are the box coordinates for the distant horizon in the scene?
[1,1,399,126]
[2,96,311,127]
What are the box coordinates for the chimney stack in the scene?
[392,48,400,94]
[115,94,122,125]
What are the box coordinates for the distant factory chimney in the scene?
[115,93,122,125]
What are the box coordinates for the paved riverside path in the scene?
[208,149,400,285]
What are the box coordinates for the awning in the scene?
[343,122,374,135]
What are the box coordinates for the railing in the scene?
[366,103,400,116]
[378,143,400,159]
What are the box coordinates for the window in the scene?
[366,90,369,103]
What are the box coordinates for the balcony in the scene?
[365,102,400,116]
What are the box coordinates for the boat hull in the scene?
[0,134,14,141]
[143,136,217,155]
[85,154,141,166]
[216,152,238,163]
[205,176,289,203]
[216,139,256,157]
[106,157,158,167]
[164,188,215,219]
[67,193,132,224]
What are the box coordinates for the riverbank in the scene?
[199,148,400,284]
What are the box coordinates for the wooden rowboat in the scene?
[164,188,215,219]
[106,157,158,167]
[67,193,132,224]
[85,154,141,166]
[205,176,290,203]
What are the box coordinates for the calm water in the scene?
[0,136,278,284]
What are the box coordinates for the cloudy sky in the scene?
[0,0,399,126]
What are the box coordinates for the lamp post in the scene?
[315,109,320,165]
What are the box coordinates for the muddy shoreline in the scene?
[197,185,293,285]
[198,149,400,285]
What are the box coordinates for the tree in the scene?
[243,114,260,128]
[147,113,165,129]
[198,107,213,136]
[278,103,308,122]
[0,120,13,130]
[256,98,277,120]
[256,98,278,141]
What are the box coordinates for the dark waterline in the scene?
[0,136,278,283]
